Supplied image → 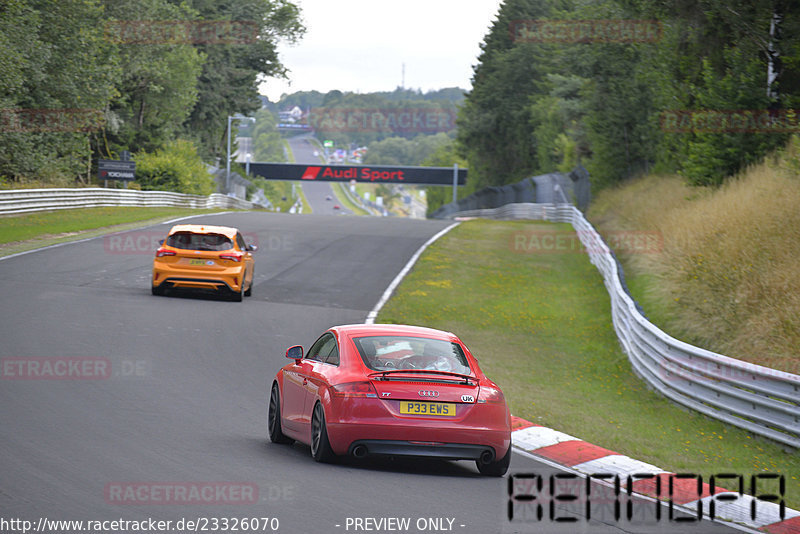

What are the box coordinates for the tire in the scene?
[310,402,335,463]
[268,383,292,444]
[477,446,511,477]
[151,285,164,296]
[244,269,253,297]
[231,284,243,302]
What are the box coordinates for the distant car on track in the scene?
[267,324,512,475]
[151,224,256,302]
[333,204,341,210]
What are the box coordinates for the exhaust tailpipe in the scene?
[479,450,494,465]
[352,445,368,458]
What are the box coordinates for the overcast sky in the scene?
[259,0,504,101]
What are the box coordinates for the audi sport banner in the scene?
[248,163,467,186]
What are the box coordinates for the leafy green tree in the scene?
[637,0,800,184]
[134,139,215,194]
[458,0,800,191]
[456,0,555,190]
[0,0,118,185]
[251,108,285,162]
[181,0,305,160]
[100,0,204,157]
[679,51,777,185]
[267,90,325,112]
[363,133,452,166]
[0,0,304,187]
[578,43,657,186]
[529,74,588,174]
[422,139,468,215]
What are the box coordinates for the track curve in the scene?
[0,212,742,534]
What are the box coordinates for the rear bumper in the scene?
[152,262,245,292]
[347,440,497,462]
[153,276,236,292]
[326,420,510,460]
[322,393,511,459]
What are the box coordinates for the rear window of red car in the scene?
[353,335,471,374]
[166,232,233,251]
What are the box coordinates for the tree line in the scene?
[267,87,464,148]
[456,0,800,192]
[0,0,303,189]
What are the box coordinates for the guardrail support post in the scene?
[452,164,458,204]
[226,116,232,195]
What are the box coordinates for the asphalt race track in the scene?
[0,212,743,534]
[287,135,352,216]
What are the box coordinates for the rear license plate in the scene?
[400,401,455,417]
[189,259,210,266]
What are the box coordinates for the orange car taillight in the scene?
[331,381,378,398]
[220,252,243,262]
[477,385,505,404]
[155,248,176,258]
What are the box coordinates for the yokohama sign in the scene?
[248,163,467,186]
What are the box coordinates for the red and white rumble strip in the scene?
[510,416,800,533]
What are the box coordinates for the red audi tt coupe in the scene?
[267,324,512,476]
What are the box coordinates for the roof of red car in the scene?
[331,324,458,341]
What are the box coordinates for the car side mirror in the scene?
[159,239,165,245]
[246,244,257,252]
[286,345,303,363]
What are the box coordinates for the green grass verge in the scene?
[354,183,373,199]
[331,183,370,216]
[377,219,799,508]
[295,184,312,214]
[263,181,298,213]
[283,139,295,163]
[0,207,234,257]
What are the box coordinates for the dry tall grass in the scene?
[588,144,800,374]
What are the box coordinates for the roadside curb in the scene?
[510,416,800,533]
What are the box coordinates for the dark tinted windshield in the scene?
[353,335,470,374]
[166,232,233,251]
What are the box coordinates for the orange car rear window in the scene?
[166,232,233,251]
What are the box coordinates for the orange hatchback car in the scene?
[151,224,256,301]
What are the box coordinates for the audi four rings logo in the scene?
[418,390,439,398]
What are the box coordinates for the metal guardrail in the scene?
[432,166,591,218]
[0,188,258,215]
[447,202,800,449]
[337,182,382,216]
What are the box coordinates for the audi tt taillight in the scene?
[331,381,378,398]
[220,252,243,262]
[155,248,175,258]
[477,385,505,404]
